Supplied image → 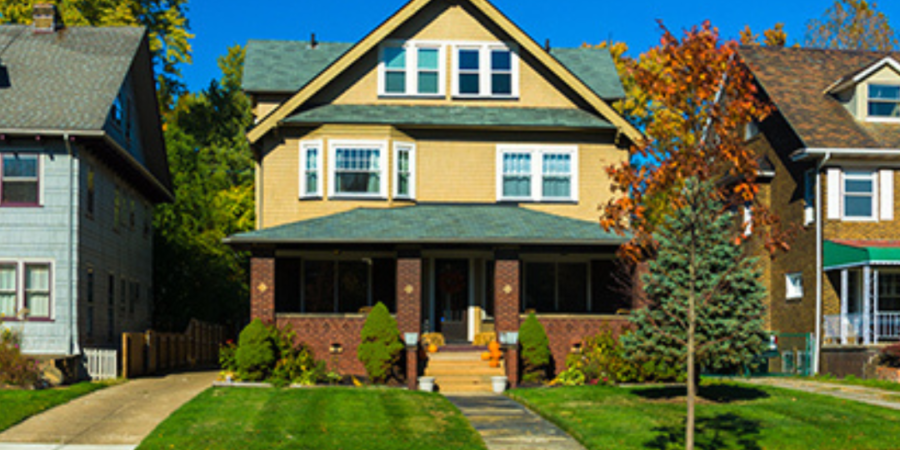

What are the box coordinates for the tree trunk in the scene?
[686,228,697,450]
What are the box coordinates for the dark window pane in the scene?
[845,196,873,217]
[459,73,479,94]
[418,72,439,94]
[275,258,301,313]
[491,50,511,70]
[869,84,900,100]
[385,71,406,93]
[2,155,37,177]
[591,260,631,314]
[845,179,873,193]
[304,261,335,313]
[336,173,379,194]
[459,49,479,70]
[372,258,396,313]
[2,181,38,204]
[525,262,555,312]
[338,261,368,313]
[484,261,495,317]
[384,47,406,70]
[869,101,900,117]
[492,73,512,95]
[558,263,587,313]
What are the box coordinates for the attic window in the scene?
[868,84,900,119]
[379,42,445,97]
[452,43,519,99]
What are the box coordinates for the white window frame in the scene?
[299,140,323,199]
[393,142,416,200]
[327,140,389,199]
[0,259,54,321]
[842,169,878,221]
[804,169,816,226]
[496,145,578,202]
[378,41,446,98]
[742,203,753,237]
[786,272,803,300]
[866,83,900,123]
[452,42,519,99]
[1,152,43,207]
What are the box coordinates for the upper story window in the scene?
[868,84,900,119]
[379,42,445,97]
[843,170,876,220]
[1,153,40,206]
[453,43,518,98]
[393,142,416,200]
[497,145,577,202]
[328,140,388,198]
[300,140,323,198]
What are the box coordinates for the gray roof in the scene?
[242,40,625,100]
[226,204,627,245]
[0,25,144,131]
[283,104,615,129]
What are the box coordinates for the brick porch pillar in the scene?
[397,254,422,388]
[250,250,275,324]
[494,253,520,388]
[506,346,519,388]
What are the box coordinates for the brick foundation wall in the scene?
[534,315,632,375]
[276,315,367,376]
[494,259,520,333]
[250,254,275,324]
[821,347,880,378]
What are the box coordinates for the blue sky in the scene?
[181,0,900,92]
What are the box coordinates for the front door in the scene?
[435,259,469,342]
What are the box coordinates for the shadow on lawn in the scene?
[633,384,770,404]
[644,413,763,450]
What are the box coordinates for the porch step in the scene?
[425,366,505,376]
[425,350,506,394]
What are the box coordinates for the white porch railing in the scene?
[83,348,118,381]
[825,313,900,343]
[877,312,900,340]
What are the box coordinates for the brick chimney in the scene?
[32,3,59,34]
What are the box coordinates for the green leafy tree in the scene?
[622,178,767,449]
[806,0,897,51]
[519,313,551,383]
[357,302,404,384]
[0,0,193,109]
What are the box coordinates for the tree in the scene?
[805,0,897,51]
[358,302,404,384]
[518,313,551,383]
[740,23,788,47]
[599,22,777,450]
[0,0,193,110]
[621,178,767,449]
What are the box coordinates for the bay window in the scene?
[328,140,388,198]
[497,145,578,202]
[1,153,40,206]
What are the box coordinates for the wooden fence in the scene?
[122,319,225,379]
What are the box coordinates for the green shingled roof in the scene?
[225,205,626,245]
[282,104,614,129]
[242,40,624,100]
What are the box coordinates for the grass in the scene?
[804,374,900,393]
[0,382,108,432]
[508,381,900,450]
[137,387,487,450]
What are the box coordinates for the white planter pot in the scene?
[418,376,435,392]
[491,376,508,393]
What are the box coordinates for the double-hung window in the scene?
[497,146,577,202]
[25,264,50,318]
[329,141,388,198]
[1,153,40,206]
[453,43,518,98]
[393,142,416,199]
[0,262,52,320]
[868,84,900,119]
[843,170,876,220]
[0,264,16,318]
[379,42,444,96]
[299,140,323,198]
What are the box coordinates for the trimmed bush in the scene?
[0,328,40,387]
[234,319,276,381]
[519,313,551,383]
[358,302,404,384]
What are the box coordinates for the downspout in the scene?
[814,151,831,374]
[64,133,79,355]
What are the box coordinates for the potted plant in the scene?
[491,376,508,393]
[418,376,435,392]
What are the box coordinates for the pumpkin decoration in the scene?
[428,344,439,353]
[481,352,491,361]
[490,349,503,360]
[489,359,501,368]
[488,340,501,353]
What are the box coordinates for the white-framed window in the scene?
[378,41,445,97]
[742,203,753,237]
[804,169,816,226]
[299,140,323,198]
[0,261,52,320]
[868,84,900,120]
[393,142,416,199]
[786,272,803,300]
[496,145,578,202]
[328,140,388,198]
[452,42,519,98]
[0,263,16,318]
[843,170,877,220]
[1,153,41,206]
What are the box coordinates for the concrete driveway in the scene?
[0,371,216,450]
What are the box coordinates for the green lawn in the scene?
[138,387,487,450]
[0,382,107,432]
[509,382,900,450]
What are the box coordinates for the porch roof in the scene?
[824,240,900,271]
[225,205,627,246]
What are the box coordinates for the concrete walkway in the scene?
[743,377,900,410]
[0,371,217,450]
[447,394,586,450]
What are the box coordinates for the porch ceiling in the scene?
[224,204,628,247]
[824,240,900,271]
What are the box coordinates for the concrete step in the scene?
[427,351,489,362]
[438,382,497,393]
[425,366,505,376]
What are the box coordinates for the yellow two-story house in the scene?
[227,0,641,385]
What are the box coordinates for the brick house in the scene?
[740,46,900,377]
[0,5,172,360]
[227,0,642,385]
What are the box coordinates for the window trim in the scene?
[327,140,389,199]
[378,40,446,98]
[0,260,54,322]
[393,142,416,200]
[496,145,578,202]
[786,272,803,300]
[0,152,42,207]
[841,169,878,221]
[866,82,900,123]
[299,140,324,199]
[451,42,519,99]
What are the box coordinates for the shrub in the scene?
[564,328,637,385]
[0,328,41,388]
[519,314,551,383]
[357,302,404,384]
[218,339,238,374]
[234,319,277,381]
[881,344,900,368]
[228,321,328,386]
[270,342,326,387]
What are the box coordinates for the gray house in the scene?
[0,9,172,359]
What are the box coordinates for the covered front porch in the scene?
[823,240,900,345]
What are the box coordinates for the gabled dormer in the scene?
[826,56,900,122]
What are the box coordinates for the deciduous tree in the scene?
[805,0,897,51]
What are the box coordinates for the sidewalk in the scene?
[0,371,217,450]
[447,394,586,450]
[743,377,900,411]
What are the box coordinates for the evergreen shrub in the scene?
[519,313,551,383]
[357,302,404,384]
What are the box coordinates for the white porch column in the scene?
[863,266,872,345]
[841,269,849,345]
[874,269,880,345]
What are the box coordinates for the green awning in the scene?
[824,240,900,270]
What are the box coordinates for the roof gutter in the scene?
[792,147,900,160]
[223,237,629,246]
[0,129,104,138]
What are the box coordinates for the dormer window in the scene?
[868,84,900,119]
[379,42,444,97]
